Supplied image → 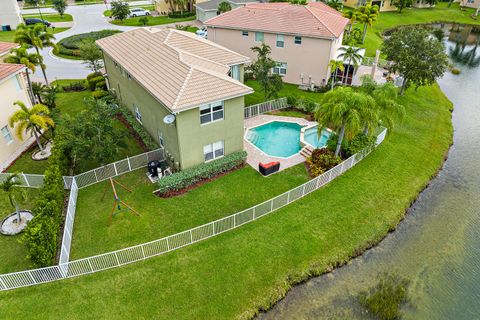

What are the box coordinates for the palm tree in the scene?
[217,1,232,13]
[4,45,40,101]
[357,4,379,44]
[31,82,48,104]
[327,0,343,11]
[337,46,363,85]
[328,59,345,90]
[316,87,375,157]
[0,173,26,224]
[14,24,57,85]
[9,101,55,155]
[343,10,357,35]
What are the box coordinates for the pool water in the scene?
[247,121,302,158]
[304,127,331,148]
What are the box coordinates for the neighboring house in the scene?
[205,2,350,86]
[96,28,252,170]
[0,41,18,62]
[0,63,33,172]
[343,0,397,11]
[0,0,23,30]
[460,0,480,9]
[195,0,259,23]
[153,0,209,14]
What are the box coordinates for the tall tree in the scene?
[77,41,104,72]
[343,10,357,35]
[382,26,448,95]
[250,43,283,100]
[110,0,130,22]
[4,45,40,100]
[328,59,345,90]
[14,24,57,85]
[356,4,379,43]
[31,81,48,104]
[315,87,375,157]
[0,173,26,224]
[52,0,68,16]
[217,1,232,14]
[337,46,363,85]
[327,0,343,11]
[391,0,413,12]
[9,101,55,154]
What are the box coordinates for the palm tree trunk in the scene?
[14,201,21,224]
[335,124,346,157]
[25,69,35,104]
[344,60,351,85]
[362,23,368,44]
[34,47,49,86]
[33,128,44,152]
[400,77,408,95]
[475,5,480,17]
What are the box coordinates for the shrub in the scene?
[57,30,121,57]
[451,67,461,75]
[359,273,410,320]
[168,11,196,18]
[87,71,103,81]
[62,81,86,92]
[326,133,348,156]
[306,148,341,177]
[87,75,105,90]
[344,134,376,158]
[95,80,107,90]
[92,90,109,99]
[156,151,247,195]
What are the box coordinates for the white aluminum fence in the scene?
[74,149,165,189]
[0,128,387,291]
[59,179,78,265]
[244,97,288,119]
[0,173,73,189]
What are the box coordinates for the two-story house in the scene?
[0,63,33,171]
[96,28,253,170]
[205,2,350,87]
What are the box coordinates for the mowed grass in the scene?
[360,3,480,56]
[245,80,324,106]
[0,188,40,274]
[108,15,195,27]
[0,27,69,42]
[70,165,309,259]
[0,84,453,318]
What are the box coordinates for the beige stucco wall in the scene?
[155,0,209,14]
[344,0,397,11]
[207,27,341,86]
[0,0,22,30]
[0,72,32,170]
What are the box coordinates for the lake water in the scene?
[258,25,480,319]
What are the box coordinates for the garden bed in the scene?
[55,30,121,60]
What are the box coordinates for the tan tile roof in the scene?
[0,42,18,56]
[205,2,349,39]
[0,63,24,82]
[96,28,252,113]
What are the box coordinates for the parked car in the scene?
[129,8,150,17]
[24,18,51,27]
[196,27,207,39]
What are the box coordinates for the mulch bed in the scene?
[114,113,149,152]
[153,163,245,198]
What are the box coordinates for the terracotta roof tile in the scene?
[0,42,18,56]
[205,2,349,39]
[0,63,24,82]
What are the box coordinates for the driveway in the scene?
[21,1,200,81]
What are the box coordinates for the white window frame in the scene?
[255,32,264,42]
[203,140,224,162]
[276,34,284,48]
[14,75,23,91]
[294,36,302,45]
[199,101,224,125]
[1,126,13,145]
[230,65,241,81]
[242,30,249,37]
[273,62,287,76]
[134,105,142,124]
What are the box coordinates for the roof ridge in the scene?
[177,48,229,70]
[191,65,252,91]
[172,65,194,110]
[304,6,336,37]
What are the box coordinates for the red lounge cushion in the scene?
[260,162,280,169]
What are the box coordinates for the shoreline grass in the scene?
[0,83,453,319]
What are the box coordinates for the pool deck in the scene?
[244,115,317,173]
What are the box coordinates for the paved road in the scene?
[21,1,199,81]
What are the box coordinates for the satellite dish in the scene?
[163,114,176,125]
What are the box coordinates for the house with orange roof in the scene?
[96,28,253,170]
[205,2,351,87]
[0,41,19,62]
[0,63,34,171]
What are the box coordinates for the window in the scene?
[13,75,22,91]
[158,130,164,147]
[294,36,302,45]
[127,73,132,80]
[134,105,142,123]
[273,62,287,76]
[230,65,240,81]
[255,32,264,42]
[276,34,284,48]
[200,101,224,124]
[242,31,249,37]
[1,126,13,144]
[203,141,224,162]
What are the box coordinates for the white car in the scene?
[196,27,207,39]
[129,8,150,17]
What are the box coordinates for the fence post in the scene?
[28,271,37,284]
[94,169,99,183]
[253,207,256,219]
[114,252,121,265]
[114,162,118,176]
[141,246,146,259]
[190,230,193,243]
[301,184,306,197]
[87,258,94,272]
[166,237,170,251]
[127,156,132,171]
[23,173,30,187]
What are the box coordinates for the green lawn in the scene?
[361,3,480,56]
[0,27,68,42]
[0,83,452,319]
[22,13,73,22]
[103,5,155,17]
[70,165,309,259]
[7,80,144,175]
[245,80,324,106]
[0,188,40,274]
[108,15,195,27]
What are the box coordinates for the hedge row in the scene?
[168,11,195,18]
[156,151,247,194]
[22,145,68,267]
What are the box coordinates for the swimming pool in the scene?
[246,121,302,158]
[303,127,331,148]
